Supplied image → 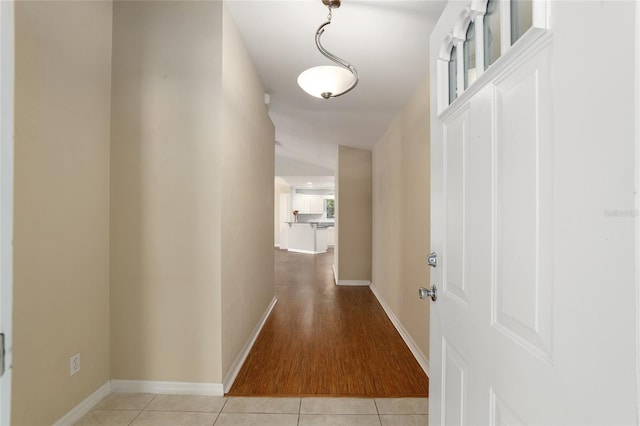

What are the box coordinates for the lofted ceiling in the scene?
[226,0,447,173]
[277,175,336,189]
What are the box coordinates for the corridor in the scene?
[228,249,429,397]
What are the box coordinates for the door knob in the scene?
[427,252,437,268]
[419,285,438,301]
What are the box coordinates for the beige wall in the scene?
[13,2,113,424]
[220,4,275,378]
[372,76,430,357]
[335,146,372,282]
[110,1,224,382]
[110,1,274,384]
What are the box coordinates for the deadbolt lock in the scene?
[427,252,437,268]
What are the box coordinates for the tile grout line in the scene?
[126,411,141,426]
[141,394,158,411]
[125,394,157,426]
[212,397,229,425]
[373,398,382,426]
[95,394,426,425]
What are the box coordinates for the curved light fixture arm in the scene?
[315,20,359,99]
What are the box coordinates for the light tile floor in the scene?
[75,393,428,426]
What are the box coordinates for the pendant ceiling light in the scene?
[297,0,359,100]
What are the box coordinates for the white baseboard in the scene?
[274,244,280,248]
[53,381,111,426]
[370,284,430,377]
[110,380,224,396]
[223,297,278,393]
[287,248,326,255]
[332,265,370,286]
[54,298,277,424]
[337,280,371,286]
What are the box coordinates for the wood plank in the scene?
[227,249,429,397]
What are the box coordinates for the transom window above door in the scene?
[437,0,549,113]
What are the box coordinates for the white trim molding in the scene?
[223,297,278,393]
[333,265,371,287]
[336,280,371,287]
[52,381,111,426]
[286,248,326,255]
[635,0,640,419]
[110,380,224,396]
[370,284,430,377]
[0,1,14,424]
[56,378,227,424]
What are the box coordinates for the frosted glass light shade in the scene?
[297,65,356,99]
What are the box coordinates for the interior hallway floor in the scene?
[73,249,430,425]
[228,249,429,397]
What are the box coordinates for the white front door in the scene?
[0,1,13,424]
[429,1,638,424]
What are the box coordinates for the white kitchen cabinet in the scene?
[292,195,305,212]
[306,195,323,214]
[327,226,335,246]
[292,194,324,214]
[287,223,328,254]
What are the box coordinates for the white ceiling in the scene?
[278,175,336,189]
[226,0,447,172]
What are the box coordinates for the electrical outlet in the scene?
[70,353,80,376]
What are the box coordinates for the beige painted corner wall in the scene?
[274,178,291,247]
[12,1,113,424]
[110,1,224,382]
[220,4,275,378]
[335,146,372,282]
[372,76,431,357]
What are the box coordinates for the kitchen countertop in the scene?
[285,221,334,228]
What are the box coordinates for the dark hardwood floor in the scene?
[227,248,429,397]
